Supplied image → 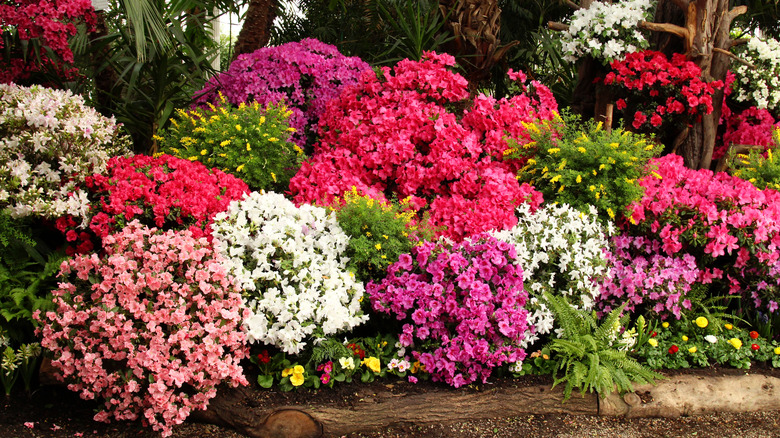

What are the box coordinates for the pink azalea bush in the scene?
[194,38,370,150]
[290,52,554,240]
[368,234,531,387]
[55,154,249,254]
[597,235,703,319]
[714,105,780,160]
[627,154,780,313]
[35,222,249,437]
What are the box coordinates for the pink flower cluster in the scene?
[290,52,553,240]
[597,235,701,319]
[194,38,370,149]
[56,154,248,254]
[0,0,95,83]
[368,235,530,387]
[627,154,780,312]
[714,106,780,160]
[35,222,249,437]
[604,51,723,130]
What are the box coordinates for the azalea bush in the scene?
[194,38,370,152]
[732,36,780,113]
[291,52,554,240]
[368,235,531,388]
[55,154,249,254]
[35,222,249,437]
[603,51,724,133]
[560,0,652,64]
[509,115,661,223]
[0,84,128,222]
[627,154,780,314]
[716,106,780,160]
[159,94,303,192]
[211,191,367,355]
[728,130,780,191]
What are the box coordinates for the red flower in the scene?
[650,331,657,338]
[668,345,679,354]
[257,350,271,364]
[751,344,760,351]
[749,331,759,339]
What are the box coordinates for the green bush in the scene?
[728,128,780,191]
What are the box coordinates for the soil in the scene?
[2,366,780,438]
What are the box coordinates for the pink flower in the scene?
[24,422,34,429]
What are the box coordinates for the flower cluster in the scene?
[56,154,248,254]
[211,191,367,355]
[717,106,780,160]
[732,36,780,113]
[491,203,612,342]
[0,0,95,83]
[509,115,661,223]
[158,93,304,192]
[728,131,780,191]
[35,222,249,437]
[194,38,370,151]
[291,52,554,241]
[368,235,530,387]
[0,84,128,222]
[628,154,780,314]
[560,0,652,64]
[603,51,724,132]
[597,235,704,319]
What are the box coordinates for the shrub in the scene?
[35,222,249,437]
[627,154,780,314]
[194,38,370,152]
[509,115,661,223]
[290,52,554,241]
[368,234,531,387]
[55,154,249,254]
[0,84,129,222]
[158,95,304,192]
[728,129,780,191]
[731,36,780,113]
[211,191,367,355]
[716,106,780,160]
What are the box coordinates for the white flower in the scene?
[339,357,355,371]
[704,335,718,344]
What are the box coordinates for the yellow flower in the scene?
[236,164,245,172]
[246,143,251,151]
[682,335,689,342]
[727,338,742,349]
[724,323,733,330]
[607,208,615,219]
[383,235,389,239]
[236,124,242,131]
[589,185,596,192]
[375,243,382,250]
[774,347,780,355]
[599,164,606,170]
[688,346,697,353]
[290,372,305,387]
[558,185,565,193]
[609,142,619,149]
[268,137,278,142]
[282,367,293,378]
[220,139,231,147]
[200,149,208,155]
[362,357,381,373]
[578,147,587,154]
[271,172,277,182]
[662,322,669,328]
[548,148,560,154]
[575,175,582,183]
[695,316,708,328]
[648,339,658,347]
[527,158,537,165]
[592,170,597,176]
[595,192,601,200]
[549,175,561,183]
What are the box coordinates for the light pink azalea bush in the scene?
[626,154,780,313]
[290,52,554,240]
[35,222,249,437]
[368,234,530,387]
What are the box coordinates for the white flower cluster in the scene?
[733,36,780,112]
[492,203,612,338]
[211,191,368,355]
[0,84,128,223]
[560,0,653,64]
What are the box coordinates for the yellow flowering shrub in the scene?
[728,128,780,191]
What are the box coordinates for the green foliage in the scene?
[0,212,34,250]
[543,292,663,401]
[159,96,304,192]
[373,0,452,65]
[330,188,434,283]
[728,130,780,191]
[0,329,41,396]
[509,113,661,223]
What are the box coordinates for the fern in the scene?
[543,292,664,401]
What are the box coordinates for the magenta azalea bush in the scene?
[290,52,554,240]
[368,235,531,387]
[55,154,249,254]
[194,38,370,150]
[627,154,780,313]
[35,222,249,437]
[715,106,780,160]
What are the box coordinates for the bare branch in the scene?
[731,38,749,48]
[713,47,756,69]
[727,5,748,23]
[638,21,688,39]
[548,21,569,32]
[564,0,580,10]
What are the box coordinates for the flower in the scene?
[24,422,34,429]
[749,331,760,339]
[688,346,697,353]
[668,345,679,354]
[362,357,381,373]
[725,323,734,330]
[704,335,718,344]
[662,322,669,328]
[648,339,658,347]
[695,317,709,328]
[289,366,305,387]
[727,338,743,349]
[681,335,689,342]
[257,350,271,365]
[338,357,355,371]
[320,373,331,384]
[774,346,780,355]
[751,343,760,351]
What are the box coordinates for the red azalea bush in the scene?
[55,154,249,254]
[0,0,95,83]
[193,38,370,151]
[714,106,780,160]
[35,222,249,437]
[368,234,530,388]
[290,52,553,240]
[626,154,780,313]
[603,51,723,132]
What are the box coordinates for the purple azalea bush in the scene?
[368,235,531,388]
[193,38,370,150]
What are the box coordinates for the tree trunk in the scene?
[232,0,278,61]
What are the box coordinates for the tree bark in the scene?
[232,0,278,61]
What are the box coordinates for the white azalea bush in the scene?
[733,36,780,112]
[211,191,367,354]
[492,203,613,343]
[0,84,129,222]
[560,0,653,64]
